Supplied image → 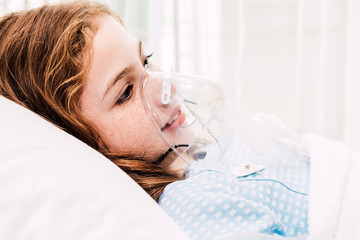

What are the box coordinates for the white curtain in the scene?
[1,0,359,150]
[118,0,359,151]
[344,0,360,151]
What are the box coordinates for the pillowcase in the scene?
[0,96,189,240]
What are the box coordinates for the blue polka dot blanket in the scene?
[159,138,310,240]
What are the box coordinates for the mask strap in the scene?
[155,144,189,165]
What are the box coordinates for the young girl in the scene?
[0,1,184,202]
[0,2,321,239]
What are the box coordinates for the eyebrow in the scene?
[103,41,143,100]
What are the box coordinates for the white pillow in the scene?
[0,96,189,240]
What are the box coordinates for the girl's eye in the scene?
[116,85,133,105]
[144,53,153,66]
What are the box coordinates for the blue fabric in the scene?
[159,139,310,240]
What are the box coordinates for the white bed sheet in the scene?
[0,96,189,240]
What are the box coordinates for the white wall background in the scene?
[1,0,359,150]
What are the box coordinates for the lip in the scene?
[161,106,186,132]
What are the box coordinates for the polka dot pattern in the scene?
[159,139,310,239]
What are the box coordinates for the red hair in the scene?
[0,1,182,201]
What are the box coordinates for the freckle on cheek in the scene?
[104,105,165,155]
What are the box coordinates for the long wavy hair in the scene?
[0,1,182,201]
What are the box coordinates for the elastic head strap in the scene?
[155,144,189,164]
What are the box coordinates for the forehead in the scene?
[81,16,139,109]
[92,15,137,60]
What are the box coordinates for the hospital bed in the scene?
[0,94,359,240]
[0,96,189,240]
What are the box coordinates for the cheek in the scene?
[101,105,167,155]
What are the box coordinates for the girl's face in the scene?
[80,16,189,171]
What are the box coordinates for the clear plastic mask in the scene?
[139,65,309,166]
